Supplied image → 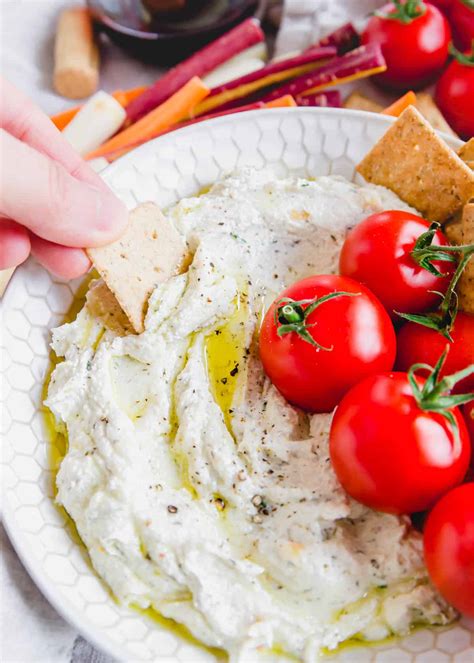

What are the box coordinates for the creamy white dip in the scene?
[46,169,454,661]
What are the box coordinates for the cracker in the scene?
[457,201,474,314]
[87,202,188,334]
[343,91,383,113]
[0,267,14,298]
[458,138,474,163]
[414,93,457,137]
[86,280,132,335]
[444,214,464,245]
[357,106,474,223]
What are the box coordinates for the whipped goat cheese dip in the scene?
[46,169,454,662]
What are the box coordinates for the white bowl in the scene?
[2,108,473,662]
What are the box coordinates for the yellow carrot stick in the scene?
[86,77,209,160]
[382,91,417,117]
[194,62,325,116]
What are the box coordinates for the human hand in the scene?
[0,78,128,279]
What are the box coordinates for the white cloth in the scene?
[0,0,162,116]
[0,2,384,661]
[275,0,380,56]
[275,0,392,107]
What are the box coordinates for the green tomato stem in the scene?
[274,291,358,351]
[374,0,427,24]
[449,41,474,67]
[398,226,474,338]
[408,348,474,445]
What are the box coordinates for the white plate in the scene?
[2,108,474,662]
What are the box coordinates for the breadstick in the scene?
[54,8,99,99]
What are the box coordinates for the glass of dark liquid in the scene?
[87,0,260,64]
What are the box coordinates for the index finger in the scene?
[1,77,108,188]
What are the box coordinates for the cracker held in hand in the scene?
[86,280,133,336]
[357,106,474,223]
[87,202,187,334]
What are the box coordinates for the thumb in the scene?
[0,218,30,269]
[0,129,128,248]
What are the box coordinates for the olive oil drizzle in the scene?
[135,606,226,661]
[204,293,248,438]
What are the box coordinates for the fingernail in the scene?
[53,250,91,279]
[90,187,128,246]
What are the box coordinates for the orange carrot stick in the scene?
[118,85,148,104]
[112,90,128,107]
[382,91,417,117]
[265,94,297,108]
[50,85,148,129]
[96,95,297,164]
[51,106,79,130]
[101,102,265,162]
[86,77,209,160]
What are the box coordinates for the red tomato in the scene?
[259,275,396,413]
[396,312,474,393]
[329,372,471,514]
[435,44,474,139]
[362,1,451,89]
[423,483,474,617]
[450,0,474,51]
[339,211,454,316]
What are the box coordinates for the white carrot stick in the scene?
[62,91,126,156]
[203,58,265,89]
[202,43,267,88]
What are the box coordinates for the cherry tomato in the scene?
[339,211,454,317]
[435,44,474,139]
[396,312,474,393]
[450,0,474,51]
[259,275,396,413]
[329,372,471,514]
[423,483,474,617]
[362,1,451,90]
